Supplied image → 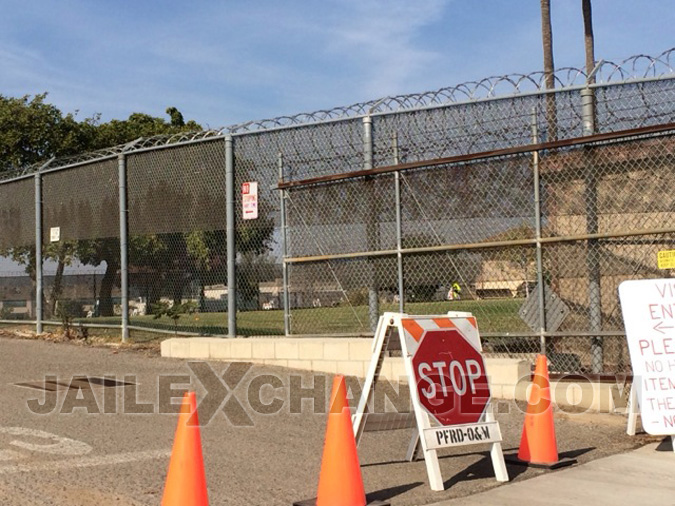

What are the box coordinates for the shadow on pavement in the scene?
[559,446,595,459]
[366,481,424,503]
[443,451,521,489]
[656,437,673,452]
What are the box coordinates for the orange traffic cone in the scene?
[293,375,389,506]
[510,355,576,469]
[162,391,209,505]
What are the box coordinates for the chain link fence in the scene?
[283,127,675,375]
[2,49,675,374]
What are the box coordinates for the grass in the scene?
[77,298,530,337]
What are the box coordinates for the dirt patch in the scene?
[0,327,161,356]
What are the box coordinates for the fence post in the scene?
[581,88,596,135]
[118,153,129,342]
[582,83,603,373]
[34,171,43,333]
[279,152,291,335]
[225,135,237,338]
[531,110,548,355]
[363,116,380,332]
[392,132,404,314]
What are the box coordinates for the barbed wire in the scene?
[3,47,674,180]
[8,129,227,178]
[227,47,675,132]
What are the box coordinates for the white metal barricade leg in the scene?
[405,428,420,461]
[484,402,508,482]
[626,384,638,436]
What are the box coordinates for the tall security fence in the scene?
[1,49,675,375]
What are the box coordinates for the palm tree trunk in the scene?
[582,0,596,82]
[540,0,558,141]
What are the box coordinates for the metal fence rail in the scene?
[2,49,675,374]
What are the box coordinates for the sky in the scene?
[1,0,674,130]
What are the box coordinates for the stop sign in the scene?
[412,329,490,426]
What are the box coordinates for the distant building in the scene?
[474,260,533,299]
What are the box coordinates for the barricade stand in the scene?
[352,312,509,491]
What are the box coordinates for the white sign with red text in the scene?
[619,279,675,435]
[242,182,258,220]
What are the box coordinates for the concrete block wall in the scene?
[160,337,627,412]
[549,378,630,412]
[161,337,528,399]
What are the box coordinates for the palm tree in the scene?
[582,0,596,83]
[540,0,558,141]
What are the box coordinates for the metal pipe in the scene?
[581,88,596,136]
[118,155,129,342]
[582,81,603,373]
[30,157,53,333]
[276,121,675,190]
[283,225,675,264]
[532,109,548,355]
[279,153,291,335]
[118,154,129,342]
[392,133,404,313]
[120,134,225,157]
[363,116,379,332]
[225,135,236,338]
[363,115,373,169]
[8,319,625,340]
[34,172,43,334]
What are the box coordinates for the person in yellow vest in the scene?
[452,282,461,300]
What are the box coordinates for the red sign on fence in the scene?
[242,181,258,220]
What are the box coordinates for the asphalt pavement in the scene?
[0,335,666,505]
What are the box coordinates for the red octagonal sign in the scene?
[412,329,491,426]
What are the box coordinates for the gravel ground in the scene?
[0,333,660,506]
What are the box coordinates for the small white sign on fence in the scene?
[49,227,60,242]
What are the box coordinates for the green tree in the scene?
[1,92,277,319]
[0,94,204,316]
[90,110,201,150]
[72,108,204,315]
[0,93,93,173]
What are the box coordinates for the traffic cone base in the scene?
[293,499,390,506]
[505,453,577,470]
[507,355,577,470]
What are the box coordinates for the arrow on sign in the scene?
[653,321,675,334]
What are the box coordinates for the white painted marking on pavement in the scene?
[0,450,24,462]
[0,427,92,456]
[0,449,171,474]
